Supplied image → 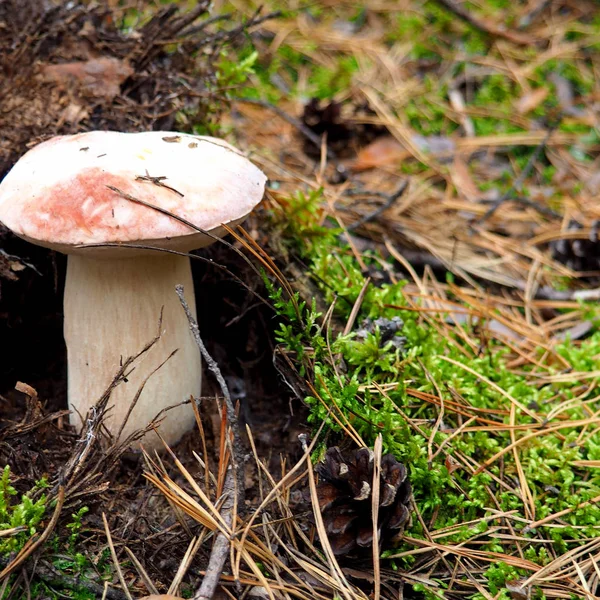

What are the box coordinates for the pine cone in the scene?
[550,219,600,274]
[356,316,406,352]
[312,447,412,556]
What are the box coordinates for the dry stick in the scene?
[115,347,178,443]
[345,180,409,232]
[474,120,562,225]
[433,0,535,45]
[175,285,244,600]
[194,468,236,600]
[176,285,244,494]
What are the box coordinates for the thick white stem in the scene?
[64,254,201,450]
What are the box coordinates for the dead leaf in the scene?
[515,87,548,114]
[352,136,406,171]
[40,57,133,99]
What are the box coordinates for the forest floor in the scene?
[1,0,600,599]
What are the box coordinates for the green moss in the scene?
[0,466,48,554]
[267,187,600,591]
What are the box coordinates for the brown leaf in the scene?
[40,57,133,98]
[352,136,407,171]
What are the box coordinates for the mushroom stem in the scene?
[64,253,201,450]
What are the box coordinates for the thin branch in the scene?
[193,467,236,600]
[345,181,409,232]
[474,119,562,225]
[176,285,245,599]
[433,0,536,45]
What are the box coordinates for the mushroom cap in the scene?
[0,131,267,256]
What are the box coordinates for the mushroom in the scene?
[0,131,266,450]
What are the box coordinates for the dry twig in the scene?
[176,285,245,600]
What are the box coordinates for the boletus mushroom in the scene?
[0,131,266,450]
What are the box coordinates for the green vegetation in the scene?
[267,189,600,598]
[0,468,108,599]
[0,466,47,554]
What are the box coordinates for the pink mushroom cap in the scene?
[0,131,267,256]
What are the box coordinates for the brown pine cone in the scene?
[312,447,412,556]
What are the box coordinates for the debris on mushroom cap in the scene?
[0,131,267,252]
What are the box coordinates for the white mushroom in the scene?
[0,131,267,450]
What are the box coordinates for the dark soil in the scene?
[0,0,226,179]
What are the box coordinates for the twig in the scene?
[0,248,41,275]
[135,170,184,197]
[59,318,164,490]
[193,467,236,600]
[199,10,283,49]
[176,285,245,600]
[433,0,536,45]
[345,181,409,232]
[175,285,243,488]
[480,195,561,220]
[474,120,562,225]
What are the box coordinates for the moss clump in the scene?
[267,189,600,597]
[0,466,47,555]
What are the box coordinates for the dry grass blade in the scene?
[299,434,364,600]
[371,435,382,600]
[170,537,202,596]
[103,512,133,600]
[123,547,159,596]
